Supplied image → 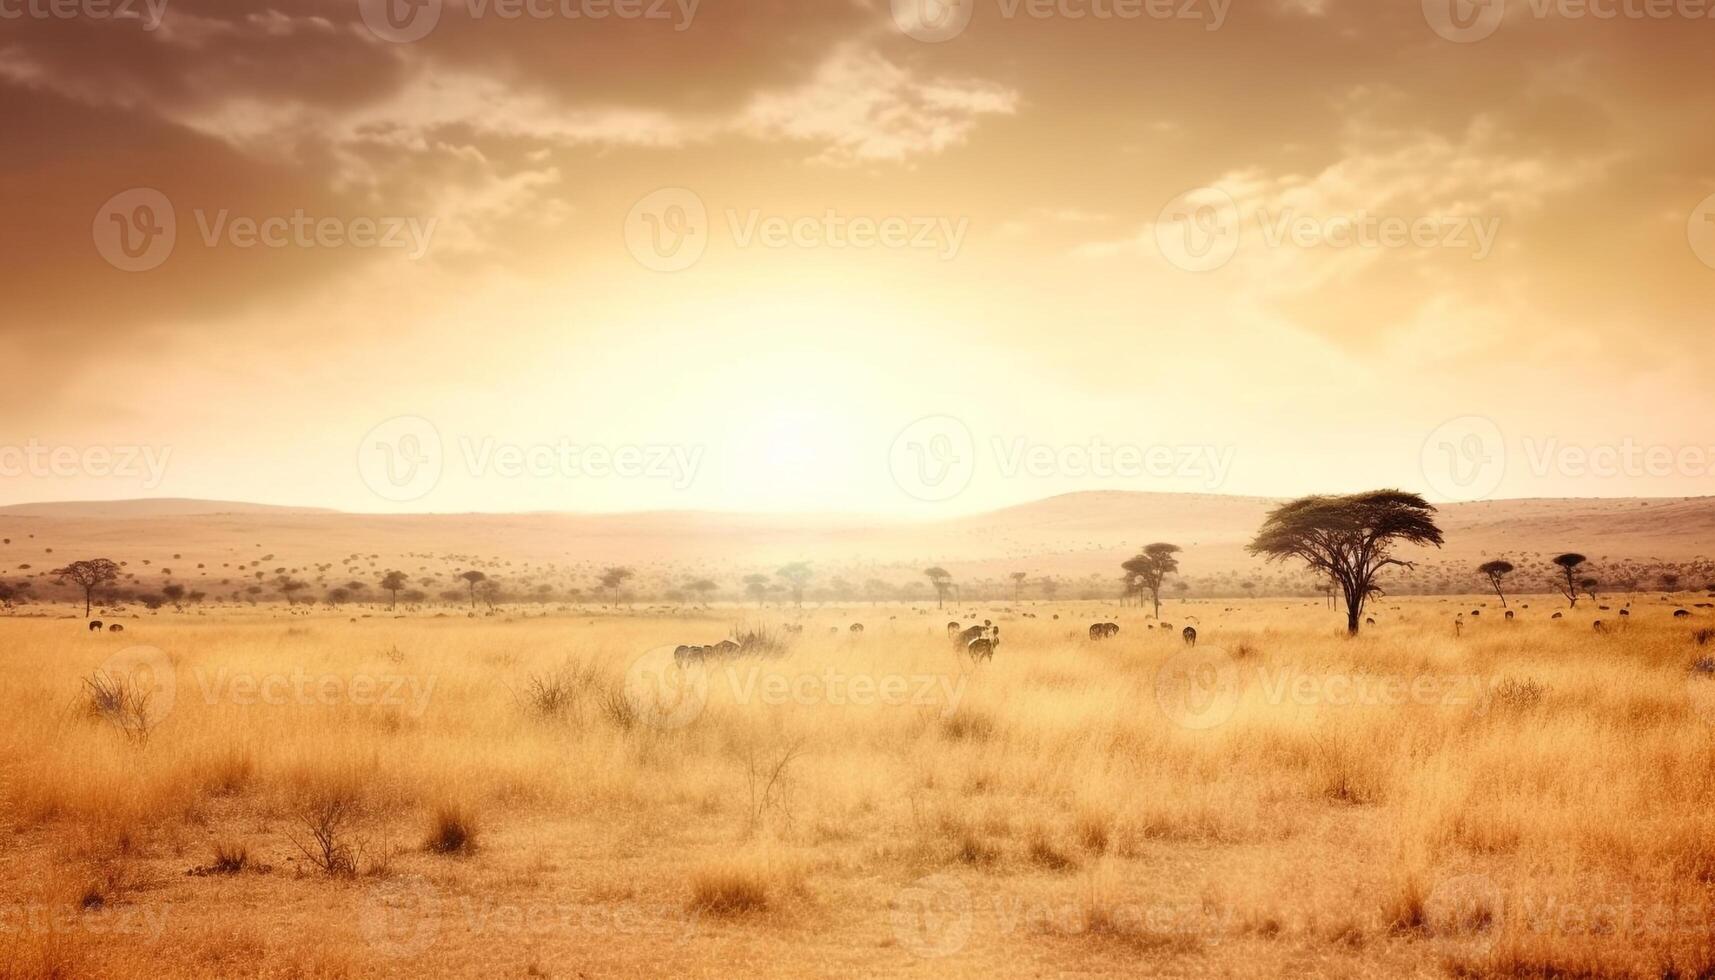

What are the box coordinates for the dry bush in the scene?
[686,848,804,917]
[81,671,159,746]
[285,793,360,877]
[425,801,479,854]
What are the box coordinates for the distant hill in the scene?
[0,492,1709,602]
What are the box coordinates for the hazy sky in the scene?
[2,0,1712,514]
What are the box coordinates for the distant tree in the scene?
[161,583,187,611]
[380,570,410,611]
[1040,577,1060,602]
[1580,577,1600,604]
[598,567,633,604]
[326,587,352,607]
[275,576,309,606]
[743,573,769,607]
[1010,571,1028,603]
[864,578,893,605]
[0,580,28,612]
[52,558,121,617]
[1478,559,1515,609]
[1121,543,1182,619]
[535,583,555,605]
[924,567,954,610]
[475,578,502,612]
[459,570,487,610]
[1249,491,1444,635]
[1662,572,1682,593]
[402,589,427,606]
[776,563,813,609]
[688,579,719,606]
[1552,554,1587,608]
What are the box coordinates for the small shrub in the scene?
[286,794,360,877]
[426,803,479,855]
[597,686,638,731]
[211,840,249,874]
[1693,630,1715,648]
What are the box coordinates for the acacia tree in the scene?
[53,558,121,617]
[1010,571,1028,603]
[776,563,813,609]
[743,573,769,607]
[1248,491,1444,635]
[687,579,718,607]
[1478,559,1515,609]
[1121,542,1182,620]
[461,570,487,609]
[1552,554,1587,608]
[598,566,632,604]
[924,567,953,610]
[380,570,409,611]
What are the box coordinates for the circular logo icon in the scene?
[891,874,972,958]
[93,645,177,733]
[624,646,710,730]
[891,0,975,42]
[1422,0,1505,42]
[1155,187,1240,273]
[1688,193,1715,271]
[1154,646,1241,730]
[1424,873,1504,956]
[1686,669,1715,726]
[358,877,442,957]
[357,416,444,504]
[358,0,442,42]
[94,188,176,273]
[1421,416,1506,502]
[888,416,976,503]
[625,188,708,273]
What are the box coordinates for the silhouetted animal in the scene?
[108,624,124,633]
[850,624,864,634]
[1675,610,1692,619]
[1505,611,1514,621]
[88,621,103,632]
[968,627,1000,661]
[1552,612,1563,619]
[958,625,987,645]
[946,622,961,637]
[1181,626,1197,647]
[1088,622,1118,640]
[1594,621,1608,633]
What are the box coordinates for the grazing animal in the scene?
[713,639,741,656]
[967,627,1000,661]
[850,624,864,634]
[946,622,961,637]
[1505,610,1515,621]
[109,624,124,633]
[1160,623,1172,632]
[783,623,804,634]
[1675,610,1692,619]
[1552,612,1564,620]
[1088,622,1119,641]
[1365,617,1375,626]
[1594,621,1608,633]
[958,625,988,645]
[1181,626,1197,647]
[1619,609,1629,617]
[88,621,103,632]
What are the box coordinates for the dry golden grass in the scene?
[1,596,1713,977]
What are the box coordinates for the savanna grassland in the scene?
[3,597,1715,979]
